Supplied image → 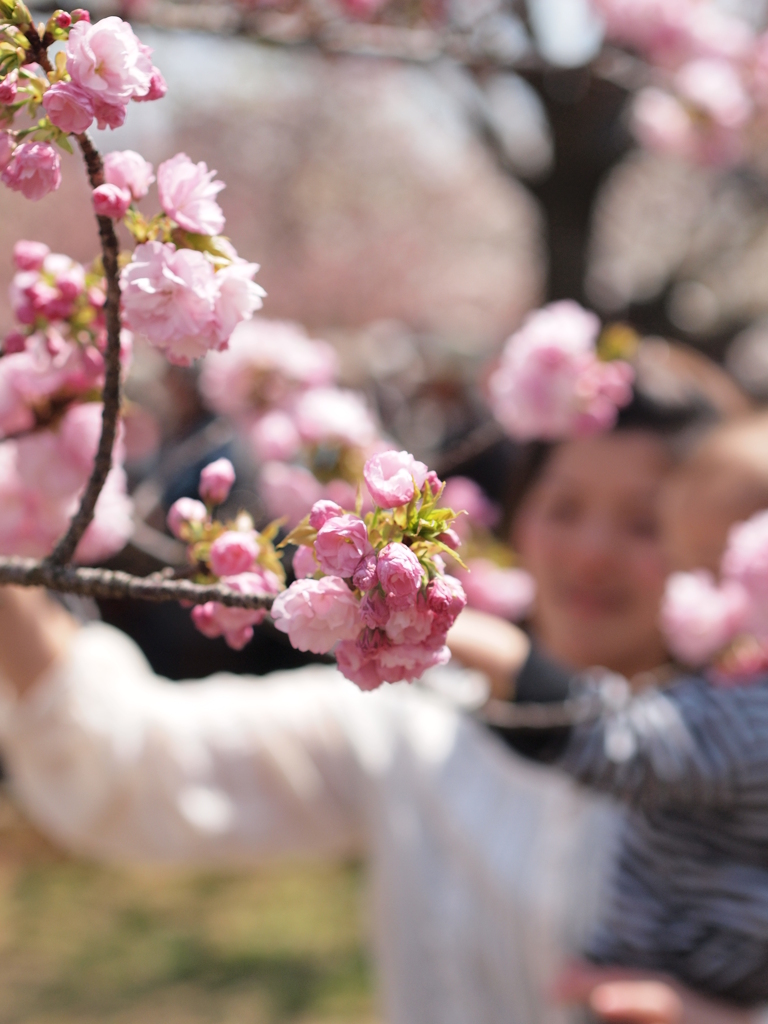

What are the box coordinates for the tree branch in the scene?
[0,557,276,608]
[47,132,123,565]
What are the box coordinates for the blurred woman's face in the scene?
[513,432,670,679]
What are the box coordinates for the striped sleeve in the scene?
[557,676,768,808]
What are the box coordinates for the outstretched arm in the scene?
[0,587,80,696]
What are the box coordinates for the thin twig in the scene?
[47,133,123,564]
[0,557,276,608]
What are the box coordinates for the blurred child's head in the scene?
[661,411,768,573]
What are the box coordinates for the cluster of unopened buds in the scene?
[270,449,467,690]
[166,458,285,650]
[489,300,635,442]
[661,509,768,682]
[199,317,384,526]
[595,0,768,168]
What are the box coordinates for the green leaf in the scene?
[278,516,317,550]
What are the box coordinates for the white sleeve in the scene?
[0,623,367,866]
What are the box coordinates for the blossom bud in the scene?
[314,514,371,578]
[55,10,72,27]
[437,528,460,551]
[3,330,26,354]
[352,551,378,591]
[92,182,131,219]
[167,497,207,539]
[209,530,260,578]
[0,70,18,104]
[12,239,48,270]
[199,457,236,506]
[425,470,442,495]
[309,499,344,530]
[70,8,90,21]
[377,543,424,609]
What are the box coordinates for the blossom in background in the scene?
[1,143,61,202]
[293,387,379,449]
[660,509,768,673]
[489,300,633,441]
[455,559,536,621]
[199,457,236,506]
[103,150,155,200]
[157,153,225,236]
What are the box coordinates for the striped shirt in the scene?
[496,652,768,1005]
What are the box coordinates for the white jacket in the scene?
[0,622,620,1024]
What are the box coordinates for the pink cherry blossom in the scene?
[384,592,434,646]
[208,259,265,345]
[0,70,18,105]
[489,301,633,441]
[292,545,318,579]
[120,241,217,364]
[309,499,345,529]
[352,550,378,591]
[335,638,387,691]
[199,318,338,418]
[42,80,95,134]
[13,241,49,271]
[199,457,236,506]
[92,183,131,219]
[271,575,362,653]
[455,558,536,621]
[377,542,424,609]
[249,409,300,462]
[314,514,371,577]
[261,461,323,527]
[92,97,126,131]
[722,510,768,631]
[191,568,281,650]
[66,16,152,105]
[293,387,378,448]
[167,496,208,539]
[360,588,389,628]
[363,449,429,508]
[134,67,167,102]
[103,150,155,200]
[376,642,450,684]
[1,143,61,201]
[209,530,259,577]
[157,153,225,235]
[660,570,748,666]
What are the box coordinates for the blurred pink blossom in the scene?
[722,510,768,630]
[455,558,536,621]
[167,496,207,539]
[209,530,260,577]
[0,132,12,172]
[440,476,499,534]
[271,575,362,653]
[199,457,236,506]
[103,150,155,200]
[489,300,633,441]
[249,409,301,462]
[157,153,225,235]
[293,387,379,448]
[292,544,318,579]
[0,69,17,105]
[660,570,748,665]
[92,183,131,219]
[1,143,61,201]
[191,569,281,650]
[261,461,323,527]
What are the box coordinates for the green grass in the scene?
[0,796,378,1024]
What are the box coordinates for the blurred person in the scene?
[0,345,757,1024]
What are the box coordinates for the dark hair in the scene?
[500,338,752,534]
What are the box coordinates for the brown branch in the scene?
[47,132,122,565]
[0,557,276,608]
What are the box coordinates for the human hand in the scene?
[554,961,756,1024]
[0,587,79,697]
[447,606,530,700]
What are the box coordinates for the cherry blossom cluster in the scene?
[199,317,384,526]
[595,0,768,168]
[438,476,535,621]
[0,9,165,200]
[271,449,467,690]
[0,399,132,561]
[0,239,127,438]
[488,300,634,442]
[661,509,768,681]
[166,458,285,649]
